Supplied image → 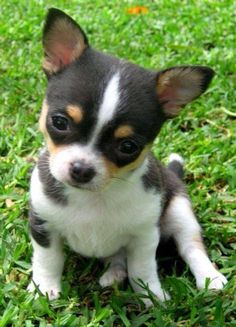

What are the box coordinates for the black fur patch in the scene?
[142,154,163,192]
[29,208,50,247]
[161,167,187,215]
[37,150,67,204]
[142,154,187,216]
[168,159,184,180]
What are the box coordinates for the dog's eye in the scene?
[118,140,139,154]
[52,115,68,131]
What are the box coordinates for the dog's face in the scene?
[40,8,214,191]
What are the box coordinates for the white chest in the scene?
[31,168,162,258]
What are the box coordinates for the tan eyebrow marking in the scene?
[114,125,134,139]
[66,105,83,124]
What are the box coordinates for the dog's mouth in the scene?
[66,178,108,192]
[69,182,97,191]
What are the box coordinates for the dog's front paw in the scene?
[27,278,61,300]
[142,288,170,308]
[99,265,127,287]
[196,270,227,290]
[156,288,171,302]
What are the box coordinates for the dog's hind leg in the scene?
[99,248,127,287]
[162,196,227,289]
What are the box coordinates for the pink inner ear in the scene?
[158,85,182,116]
[51,44,74,67]
[159,86,177,103]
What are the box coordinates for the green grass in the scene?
[0,0,235,325]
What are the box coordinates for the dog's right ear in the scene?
[156,66,214,117]
[42,8,89,76]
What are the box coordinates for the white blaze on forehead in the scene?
[90,72,120,145]
[99,72,120,125]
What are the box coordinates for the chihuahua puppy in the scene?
[28,8,227,304]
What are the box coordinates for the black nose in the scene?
[70,161,96,184]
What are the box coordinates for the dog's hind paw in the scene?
[99,265,127,287]
[196,270,227,290]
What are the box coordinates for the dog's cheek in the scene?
[101,158,119,178]
[39,100,60,154]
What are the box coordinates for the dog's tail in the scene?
[167,153,184,180]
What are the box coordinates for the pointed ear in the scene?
[42,8,89,75]
[156,66,214,117]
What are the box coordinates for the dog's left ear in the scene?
[156,66,214,117]
[42,8,89,76]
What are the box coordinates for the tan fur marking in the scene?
[192,234,206,253]
[103,145,151,178]
[47,140,64,155]
[66,105,83,124]
[114,125,134,139]
[39,100,48,134]
[42,58,59,75]
[39,100,64,155]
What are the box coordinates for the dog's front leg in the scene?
[127,227,169,306]
[28,230,64,300]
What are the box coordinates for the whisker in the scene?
[110,176,134,185]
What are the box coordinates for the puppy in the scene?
[28,8,227,304]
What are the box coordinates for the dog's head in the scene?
[40,8,214,191]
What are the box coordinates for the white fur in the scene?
[90,72,120,145]
[168,153,184,164]
[99,249,127,287]
[28,237,64,299]
[29,164,227,302]
[30,161,168,301]
[163,196,227,289]
[31,162,161,258]
[99,266,127,287]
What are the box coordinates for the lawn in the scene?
[0,0,235,326]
